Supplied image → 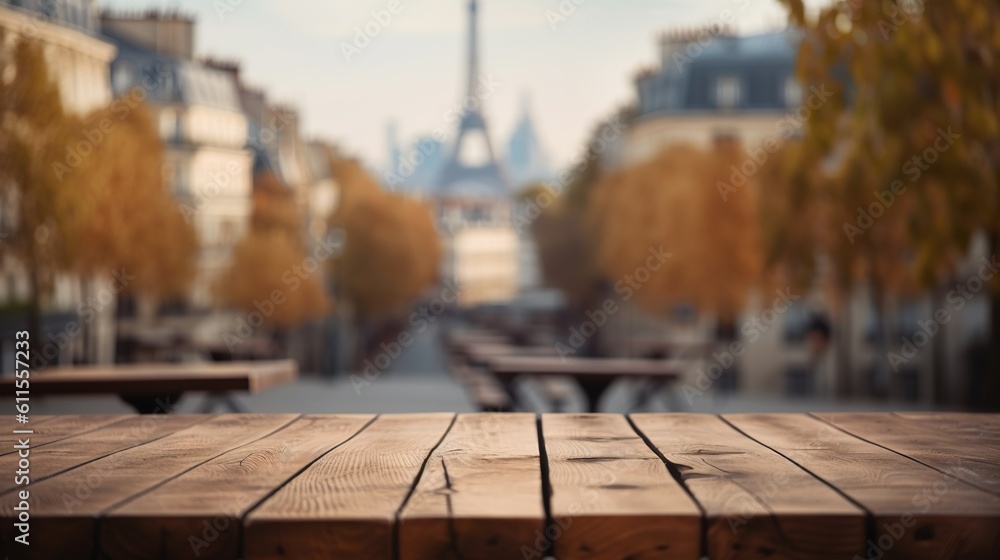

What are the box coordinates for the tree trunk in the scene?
[871,286,894,400]
[835,297,853,398]
[930,283,948,405]
[27,264,42,368]
[985,232,1000,410]
[81,276,91,365]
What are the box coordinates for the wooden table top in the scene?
[488,355,685,381]
[0,360,298,396]
[460,342,560,365]
[1,412,997,559]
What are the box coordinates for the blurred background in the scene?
[1,0,998,414]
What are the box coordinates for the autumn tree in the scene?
[214,171,331,335]
[74,104,197,300]
[777,0,1000,405]
[328,157,440,324]
[1,37,199,357]
[587,143,762,323]
[0,38,84,342]
[525,126,615,312]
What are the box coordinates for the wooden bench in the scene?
[0,360,298,413]
[488,356,686,413]
[449,341,578,412]
[1,412,997,559]
[446,357,515,412]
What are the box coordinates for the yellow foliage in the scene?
[216,228,331,328]
[214,171,331,328]
[0,38,196,301]
[328,157,441,320]
[75,103,197,298]
[588,143,763,317]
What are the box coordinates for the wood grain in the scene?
[398,413,545,560]
[0,414,298,559]
[100,414,373,560]
[0,415,208,494]
[0,415,56,449]
[814,412,1000,497]
[0,412,994,560]
[245,413,454,560]
[544,413,701,560]
[726,413,1000,559]
[632,413,864,559]
[0,415,129,456]
[892,412,1000,441]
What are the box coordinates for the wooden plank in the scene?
[726,413,1000,559]
[0,414,298,559]
[0,360,297,396]
[814,412,1000,497]
[245,413,454,560]
[100,414,374,560]
[462,343,559,366]
[0,415,128,456]
[0,415,56,451]
[544,413,701,559]
[892,412,1000,441]
[398,413,545,560]
[632,413,864,559]
[489,356,684,382]
[0,415,209,494]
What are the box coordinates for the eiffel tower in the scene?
[437,0,507,197]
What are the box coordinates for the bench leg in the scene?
[121,394,182,414]
[629,380,662,412]
[199,392,248,413]
[576,380,612,413]
[661,384,688,412]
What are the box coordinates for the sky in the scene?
[102,0,827,171]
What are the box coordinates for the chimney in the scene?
[101,9,196,60]
[658,24,734,69]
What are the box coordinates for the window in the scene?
[784,76,803,107]
[715,76,740,108]
[219,220,236,247]
[112,62,134,95]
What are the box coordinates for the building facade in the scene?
[621,28,802,166]
[0,0,118,372]
[101,11,254,351]
[603,27,989,405]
